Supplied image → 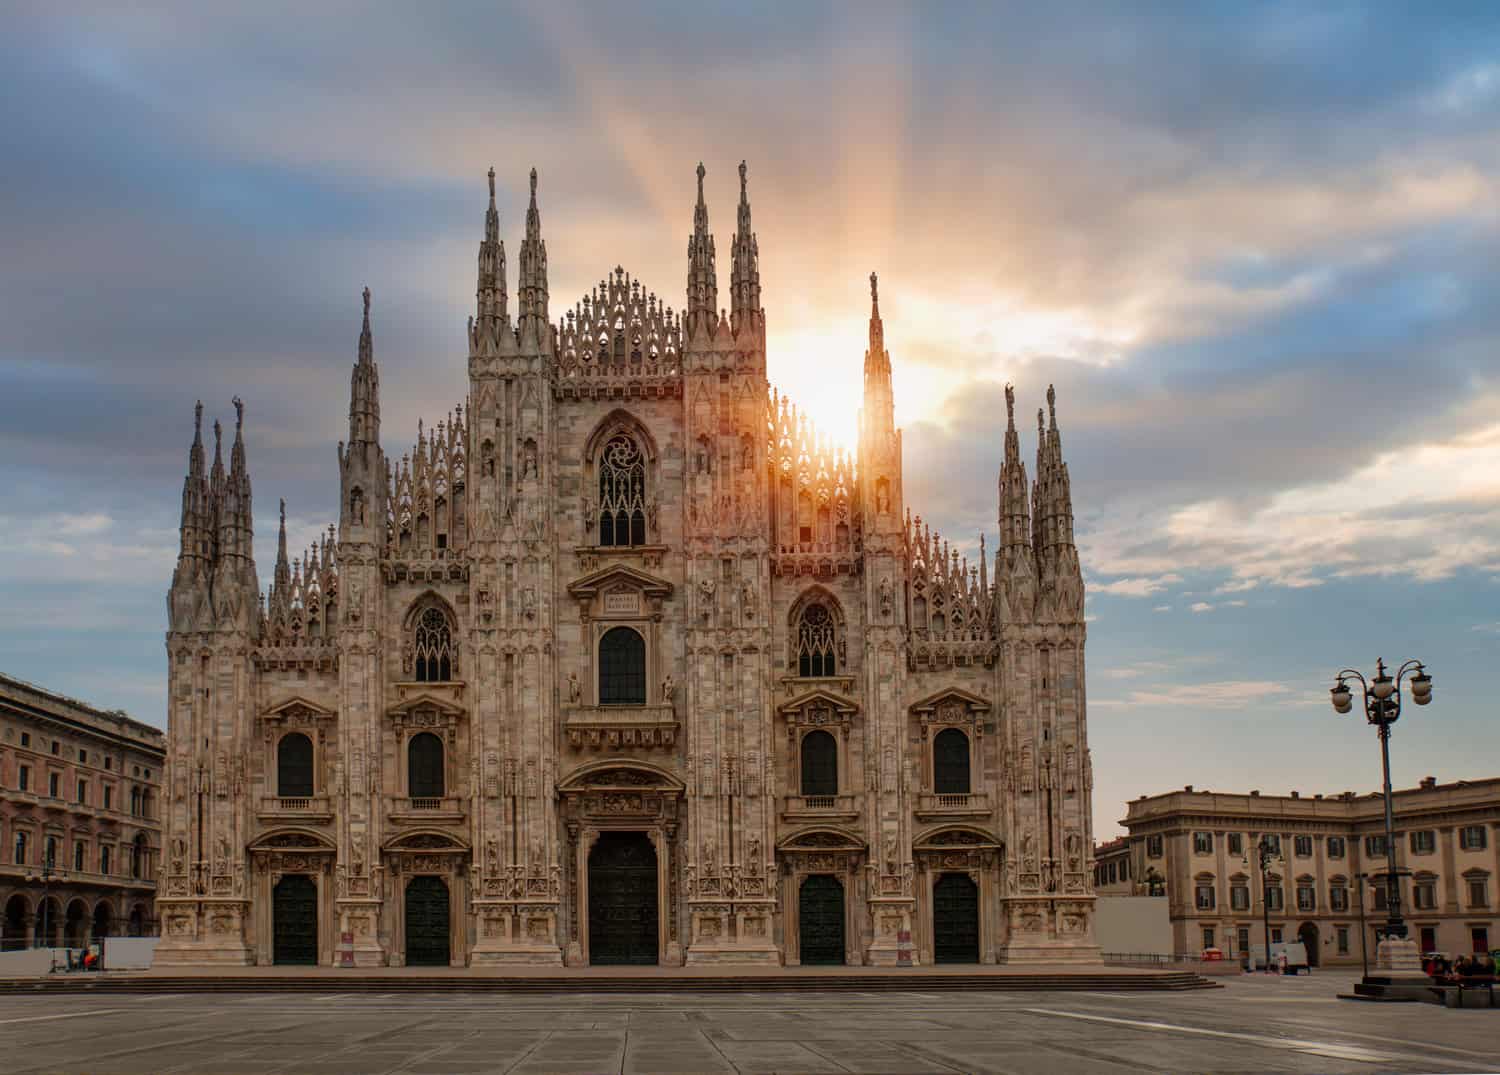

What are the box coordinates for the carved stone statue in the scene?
[878,577,893,618]
[567,672,581,704]
[661,674,675,706]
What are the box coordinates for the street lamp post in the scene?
[1354,870,1370,980]
[1330,657,1432,977]
[26,864,62,950]
[1244,837,1282,972]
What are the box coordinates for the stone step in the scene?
[0,970,1218,995]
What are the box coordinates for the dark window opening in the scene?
[800,730,838,797]
[598,627,646,705]
[277,733,315,798]
[407,732,445,798]
[933,728,971,794]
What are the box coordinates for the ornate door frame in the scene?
[557,762,685,966]
[776,828,867,966]
[249,829,337,966]
[381,832,471,967]
[913,826,1002,965]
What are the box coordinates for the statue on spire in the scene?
[1005,383,1015,425]
[870,271,879,309]
[233,396,244,430]
[1047,383,1057,426]
[487,166,495,202]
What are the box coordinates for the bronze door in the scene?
[933,872,980,963]
[272,874,318,966]
[588,832,658,965]
[405,876,451,966]
[799,874,845,965]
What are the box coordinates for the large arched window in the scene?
[598,433,646,547]
[933,728,971,795]
[277,732,314,798]
[414,606,454,682]
[407,733,445,798]
[796,603,838,678]
[800,730,838,797]
[598,626,646,705]
[131,834,149,880]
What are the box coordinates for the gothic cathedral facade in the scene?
[155,163,1098,967]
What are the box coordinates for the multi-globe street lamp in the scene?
[1330,657,1432,974]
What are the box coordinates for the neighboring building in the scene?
[154,163,1100,968]
[1115,779,1500,965]
[1092,836,1135,896]
[0,673,165,949]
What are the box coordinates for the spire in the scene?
[864,271,889,381]
[275,498,290,591]
[223,396,253,564]
[729,159,761,334]
[176,401,209,569]
[999,383,1031,551]
[1033,383,1081,620]
[474,166,508,343]
[349,287,381,446]
[686,162,718,331]
[517,167,549,333]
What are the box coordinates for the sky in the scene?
[2,3,1498,839]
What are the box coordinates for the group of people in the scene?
[63,946,100,972]
[1424,951,1497,979]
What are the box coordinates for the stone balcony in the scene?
[781,794,860,823]
[256,795,335,823]
[389,796,466,823]
[914,792,993,820]
[563,704,679,749]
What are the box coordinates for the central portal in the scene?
[588,831,659,965]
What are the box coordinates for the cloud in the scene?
[1091,573,1182,597]
[1190,602,1215,613]
[1153,605,1172,613]
[1093,680,1321,710]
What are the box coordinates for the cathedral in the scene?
[154,162,1098,968]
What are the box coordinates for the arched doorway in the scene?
[35,898,60,948]
[799,874,846,965]
[64,900,88,948]
[91,902,112,942]
[272,874,318,965]
[933,873,980,963]
[2,895,27,952]
[405,876,451,966]
[588,832,658,965]
[1298,922,1320,967]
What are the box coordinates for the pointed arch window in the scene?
[407,732,445,798]
[414,606,454,682]
[800,730,838,796]
[933,728,971,794]
[796,603,838,678]
[277,732,314,798]
[598,434,646,547]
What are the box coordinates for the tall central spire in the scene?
[729,159,760,334]
[516,167,549,339]
[686,162,718,332]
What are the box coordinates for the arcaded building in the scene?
[0,673,164,949]
[154,163,1098,967]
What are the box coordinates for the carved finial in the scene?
[1038,407,1045,434]
[739,159,747,196]
[487,166,495,202]
[194,400,203,436]
[362,286,371,319]
[279,498,285,525]
[697,161,706,191]
[529,167,537,198]
[213,419,223,457]
[233,396,244,430]
[1047,383,1057,425]
[1005,383,1015,426]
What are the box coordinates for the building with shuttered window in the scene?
[153,163,1098,968]
[1107,778,1500,964]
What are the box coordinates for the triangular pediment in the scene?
[778,686,859,717]
[909,686,991,716]
[568,562,674,599]
[261,696,337,721]
[387,691,466,718]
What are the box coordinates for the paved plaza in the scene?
[0,972,1493,1074]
